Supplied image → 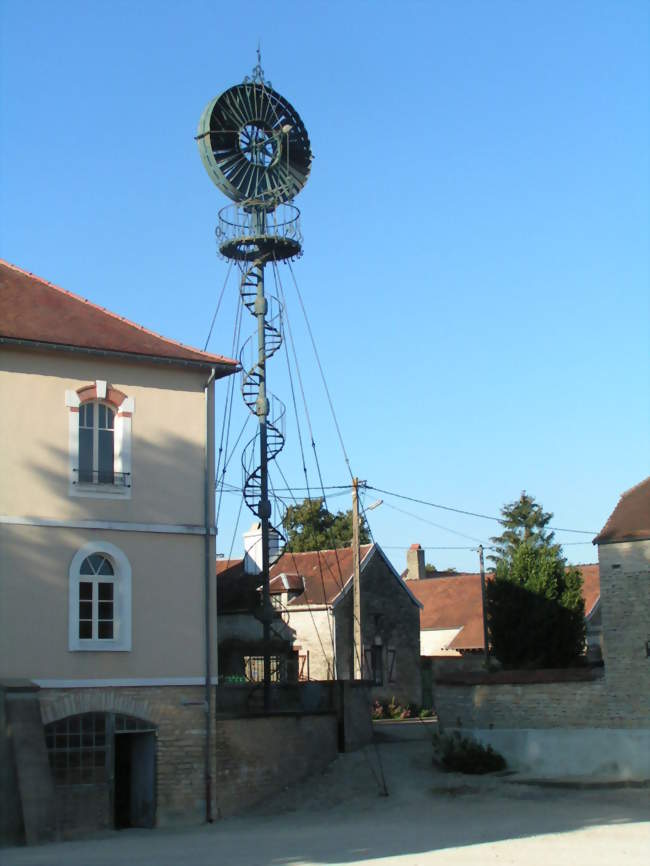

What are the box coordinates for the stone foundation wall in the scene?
[35,684,340,835]
[38,685,210,832]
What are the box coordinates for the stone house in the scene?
[217,526,423,705]
[0,260,237,840]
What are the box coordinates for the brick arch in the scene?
[40,691,156,727]
[76,383,127,409]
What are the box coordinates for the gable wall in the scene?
[335,554,421,704]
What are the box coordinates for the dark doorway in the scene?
[114,732,156,828]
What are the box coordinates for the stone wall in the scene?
[31,684,342,836]
[214,714,338,817]
[434,670,607,730]
[335,554,422,705]
[38,685,211,833]
[599,541,650,727]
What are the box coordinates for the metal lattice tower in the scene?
[197,55,312,709]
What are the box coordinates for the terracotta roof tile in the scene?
[0,259,238,372]
[409,564,600,651]
[593,477,650,545]
[217,545,374,612]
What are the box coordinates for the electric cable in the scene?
[203,261,234,351]
[288,259,354,481]
[380,499,488,545]
[274,260,363,673]
[365,485,597,535]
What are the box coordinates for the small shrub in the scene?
[371,700,385,720]
[419,708,433,719]
[432,732,506,775]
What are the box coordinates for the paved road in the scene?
[4,739,649,865]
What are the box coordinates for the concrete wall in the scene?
[468,728,650,779]
[334,554,421,705]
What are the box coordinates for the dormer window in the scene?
[65,381,134,499]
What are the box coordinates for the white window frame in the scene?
[69,541,132,652]
[65,381,134,499]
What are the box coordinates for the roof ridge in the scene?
[618,476,650,499]
[0,259,237,366]
[281,542,373,557]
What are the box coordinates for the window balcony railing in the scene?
[73,469,131,487]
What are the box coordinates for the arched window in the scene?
[69,542,132,651]
[78,553,116,640]
[79,403,115,484]
[65,380,134,498]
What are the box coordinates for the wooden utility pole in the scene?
[352,477,362,679]
[478,544,490,667]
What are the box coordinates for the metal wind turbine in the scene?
[197,53,312,709]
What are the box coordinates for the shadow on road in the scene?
[4,738,649,866]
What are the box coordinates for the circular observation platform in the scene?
[216,203,303,262]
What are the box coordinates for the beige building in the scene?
[0,260,237,838]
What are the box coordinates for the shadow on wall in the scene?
[2,432,214,673]
[29,431,207,526]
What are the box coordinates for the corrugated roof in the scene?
[0,259,238,372]
[593,477,650,545]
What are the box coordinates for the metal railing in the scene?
[216,202,302,253]
[73,469,131,487]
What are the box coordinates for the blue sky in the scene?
[2,0,648,572]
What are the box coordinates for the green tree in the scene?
[486,543,585,669]
[488,491,560,566]
[283,497,370,553]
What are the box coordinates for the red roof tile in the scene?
[0,259,238,372]
[409,564,600,651]
[594,477,650,545]
[217,545,375,612]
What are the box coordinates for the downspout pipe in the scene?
[204,367,216,823]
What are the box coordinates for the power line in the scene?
[365,485,597,535]
[381,499,487,545]
[382,545,490,551]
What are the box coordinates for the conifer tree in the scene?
[486,492,585,668]
[488,491,560,565]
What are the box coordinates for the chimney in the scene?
[243,522,281,575]
[405,543,426,581]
